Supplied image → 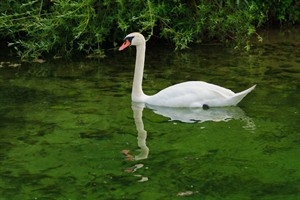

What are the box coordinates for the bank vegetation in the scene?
[0,0,299,60]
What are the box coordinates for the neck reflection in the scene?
[132,102,149,160]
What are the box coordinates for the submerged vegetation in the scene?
[0,0,299,60]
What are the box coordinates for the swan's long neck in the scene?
[132,42,147,102]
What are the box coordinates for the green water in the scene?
[1,29,300,200]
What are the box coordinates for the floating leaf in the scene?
[177,191,193,196]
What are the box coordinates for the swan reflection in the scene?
[147,104,254,126]
[131,102,255,160]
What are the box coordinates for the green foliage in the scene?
[254,0,300,23]
[0,0,299,60]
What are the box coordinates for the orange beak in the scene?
[119,39,131,51]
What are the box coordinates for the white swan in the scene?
[119,32,256,108]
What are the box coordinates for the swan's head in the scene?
[119,32,145,51]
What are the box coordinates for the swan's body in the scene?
[119,32,255,108]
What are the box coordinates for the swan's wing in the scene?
[146,81,237,107]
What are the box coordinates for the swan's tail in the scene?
[229,85,256,106]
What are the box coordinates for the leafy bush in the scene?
[0,0,299,60]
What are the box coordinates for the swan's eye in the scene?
[125,36,134,43]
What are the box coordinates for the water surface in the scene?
[0,29,300,199]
